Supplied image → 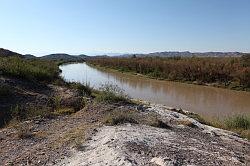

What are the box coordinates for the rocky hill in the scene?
[23,54,37,59]
[41,53,88,62]
[0,48,23,57]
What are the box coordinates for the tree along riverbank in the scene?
[88,56,250,91]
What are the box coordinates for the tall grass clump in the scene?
[225,115,250,130]
[205,114,250,140]
[96,83,130,103]
[0,57,60,82]
[68,82,93,96]
[224,115,250,140]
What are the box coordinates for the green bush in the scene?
[104,111,139,125]
[69,82,92,96]
[96,84,130,103]
[104,109,170,129]
[0,57,59,82]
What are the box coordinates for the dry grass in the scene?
[14,122,34,139]
[95,84,130,103]
[54,108,76,115]
[52,124,99,150]
[177,120,197,128]
[170,108,250,140]
[104,110,139,125]
[103,109,171,129]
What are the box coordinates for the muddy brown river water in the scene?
[60,63,250,118]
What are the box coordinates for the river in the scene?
[59,63,250,118]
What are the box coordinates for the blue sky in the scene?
[0,0,250,56]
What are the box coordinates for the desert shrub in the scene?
[104,111,139,125]
[0,84,12,97]
[70,97,87,112]
[0,57,59,82]
[69,82,92,96]
[104,109,170,129]
[52,96,61,111]
[96,83,130,103]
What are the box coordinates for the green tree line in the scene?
[89,55,250,90]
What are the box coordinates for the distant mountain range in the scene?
[0,48,90,61]
[0,48,247,61]
[119,51,244,58]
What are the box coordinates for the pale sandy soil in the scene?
[57,104,250,166]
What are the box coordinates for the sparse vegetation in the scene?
[89,55,250,91]
[192,113,250,140]
[51,96,62,112]
[14,122,34,139]
[0,85,12,97]
[177,120,197,128]
[186,112,211,126]
[68,82,93,96]
[104,110,139,125]
[95,84,130,103]
[54,108,76,115]
[170,108,250,139]
[9,105,53,122]
[104,109,170,129]
[225,115,250,130]
[221,115,250,140]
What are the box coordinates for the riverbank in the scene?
[91,63,250,92]
[0,77,249,165]
[1,97,249,165]
[87,56,250,92]
[58,103,250,166]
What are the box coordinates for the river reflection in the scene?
[60,63,250,118]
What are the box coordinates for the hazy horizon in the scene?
[1,0,250,56]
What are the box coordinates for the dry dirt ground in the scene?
[0,101,249,166]
[0,77,249,165]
